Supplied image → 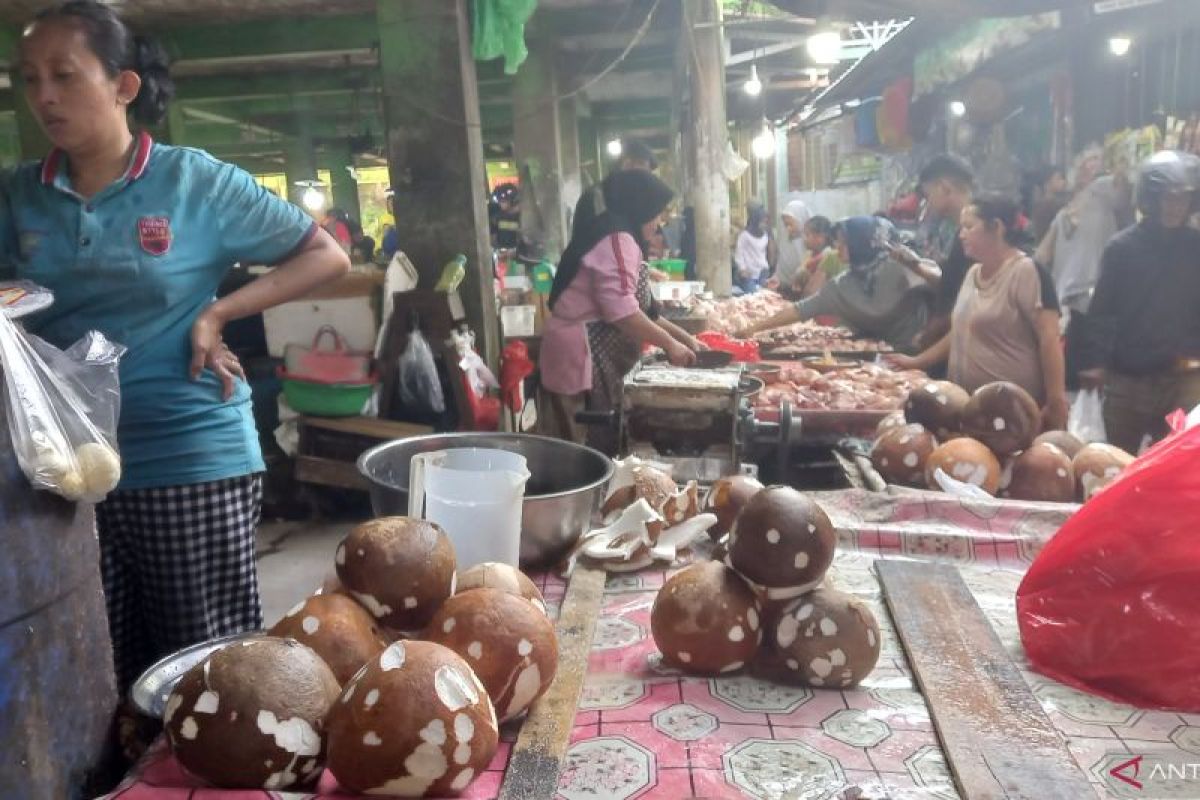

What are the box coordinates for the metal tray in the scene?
[129,631,259,718]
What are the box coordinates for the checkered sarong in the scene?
[96,475,264,693]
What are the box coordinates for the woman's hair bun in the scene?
[130,34,175,126]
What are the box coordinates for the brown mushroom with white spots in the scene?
[268,593,391,685]
[1033,430,1086,460]
[1073,443,1136,501]
[771,588,881,689]
[905,380,969,440]
[1002,442,1076,503]
[875,411,906,438]
[326,640,499,797]
[164,636,340,790]
[959,381,1042,457]
[335,517,457,633]
[925,437,1002,495]
[424,588,558,723]
[703,474,764,540]
[727,486,838,603]
[455,562,547,615]
[870,423,938,487]
[650,561,762,675]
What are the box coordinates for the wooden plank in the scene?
[498,565,607,800]
[294,455,369,491]
[299,415,432,441]
[877,560,1098,800]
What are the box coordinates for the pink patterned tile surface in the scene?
[105,490,1191,800]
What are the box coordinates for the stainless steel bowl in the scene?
[357,433,614,567]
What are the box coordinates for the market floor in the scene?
[254,519,349,626]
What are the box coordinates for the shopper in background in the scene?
[489,183,521,250]
[770,199,811,295]
[321,206,353,252]
[1035,145,1134,390]
[892,195,1069,429]
[913,154,976,351]
[738,216,932,353]
[795,216,844,299]
[733,203,772,294]
[1025,164,1069,241]
[1080,151,1200,453]
[617,139,657,174]
[380,188,400,262]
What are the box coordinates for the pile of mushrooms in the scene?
[163,519,558,797]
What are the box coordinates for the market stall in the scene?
[102,485,1200,800]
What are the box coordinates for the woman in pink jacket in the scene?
[539,170,696,441]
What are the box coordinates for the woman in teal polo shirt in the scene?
[1,1,350,692]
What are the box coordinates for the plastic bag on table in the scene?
[397,328,445,415]
[696,331,761,363]
[1016,413,1200,711]
[0,312,126,502]
[1068,388,1107,443]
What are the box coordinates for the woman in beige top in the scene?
[891,194,1069,429]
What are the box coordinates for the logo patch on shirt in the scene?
[18,230,44,259]
[137,216,172,256]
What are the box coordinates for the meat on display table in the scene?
[103,488,1191,800]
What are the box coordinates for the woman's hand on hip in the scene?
[190,307,244,400]
[1042,391,1070,432]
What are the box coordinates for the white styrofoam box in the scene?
[651,281,707,303]
[504,275,532,292]
[263,297,378,358]
[501,305,537,338]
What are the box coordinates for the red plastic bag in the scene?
[696,332,760,363]
[1016,417,1200,711]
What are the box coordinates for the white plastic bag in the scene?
[0,312,126,502]
[397,328,445,414]
[1068,389,1107,444]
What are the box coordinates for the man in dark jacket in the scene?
[1080,151,1200,453]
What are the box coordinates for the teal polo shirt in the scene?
[0,133,317,489]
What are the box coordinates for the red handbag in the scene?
[282,326,372,384]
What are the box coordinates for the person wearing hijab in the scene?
[736,216,932,353]
[539,170,697,441]
[734,203,772,294]
[769,199,811,294]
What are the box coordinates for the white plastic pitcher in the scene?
[408,448,530,570]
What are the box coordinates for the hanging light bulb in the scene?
[949,100,967,118]
[606,138,624,158]
[751,121,776,160]
[807,31,842,65]
[743,63,763,97]
[295,179,327,212]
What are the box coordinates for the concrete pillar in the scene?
[513,41,566,257]
[327,143,361,222]
[284,137,318,209]
[683,0,732,297]
[377,0,498,366]
[577,110,601,186]
[559,95,583,235]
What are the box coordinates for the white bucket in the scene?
[408,448,530,570]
